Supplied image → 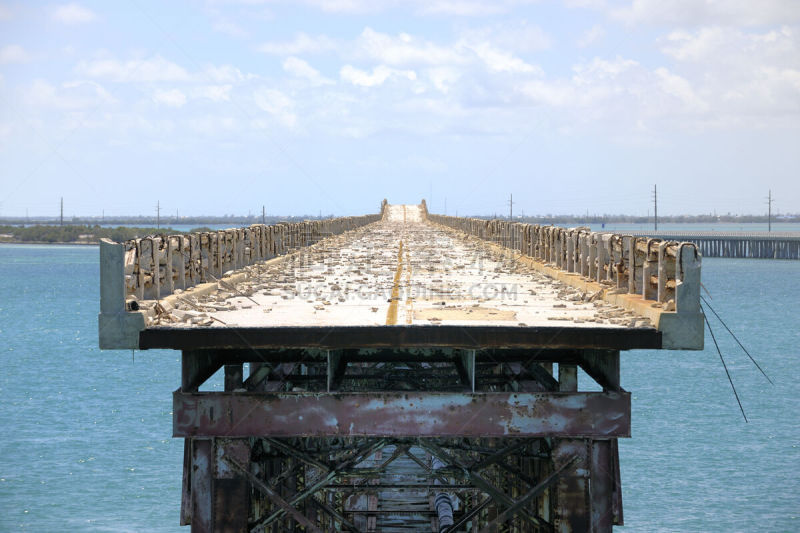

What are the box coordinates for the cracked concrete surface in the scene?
[146,205,650,329]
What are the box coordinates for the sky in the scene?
[0,0,799,218]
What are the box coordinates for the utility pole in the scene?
[60,197,63,227]
[652,184,658,232]
[444,197,447,216]
[767,189,773,232]
[262,205,266,224]
[508,193,514,220]
[156,201,161,229]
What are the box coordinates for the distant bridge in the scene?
[99,201,705,532]
[629,231,800,259]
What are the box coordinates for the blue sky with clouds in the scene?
[1,1,799,217]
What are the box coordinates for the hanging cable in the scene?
[701,295,773,385]
[702,305,747,423]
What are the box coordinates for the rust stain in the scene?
[385,240,404,325]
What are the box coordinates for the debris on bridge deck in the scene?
[143,204,650,331]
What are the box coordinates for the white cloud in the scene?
[611,0,800,26]
[340,64,417,87]
[572,56,638,83]
[24,79,115,109]
[195,84,233,102]
[76,55,191,83]
[578,25,605,47]
[0,44,31,64]
[51,3,97,24]
[282,57,334,85]
[204,64,250,83]
[355,27,463,67]
[253,88,297,127]
[152,88,187,107]
[258,33,338,55]
[426,67,461,94]
[655,68,707,111]
[466,42,540,74]
[659,26,800,121]
[458,21,551,53]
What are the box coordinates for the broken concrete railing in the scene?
[99,213,380,349]
[427,215,703,350]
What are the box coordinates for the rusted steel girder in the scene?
[173,391,631,438]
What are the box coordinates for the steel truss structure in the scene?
[177,348,625,532]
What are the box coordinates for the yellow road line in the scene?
[405,249,413,324]
[385,240,403,325]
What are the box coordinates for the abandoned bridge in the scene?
[629,231,800,260]
[99,201,703,533]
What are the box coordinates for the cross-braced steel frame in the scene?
[177,348,625,532]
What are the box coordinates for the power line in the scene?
[766,189,773,232]
[652,184,658,232]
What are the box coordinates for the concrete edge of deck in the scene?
[137,324,661,351]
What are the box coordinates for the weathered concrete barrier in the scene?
[428,214,703,349]
[100,209,383,348]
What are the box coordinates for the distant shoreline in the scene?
[0,240,98,246]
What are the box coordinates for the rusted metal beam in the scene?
[224,455,322,533]
[243,362,271,390]
[521,361,559,391]
[470,440,528,471]
[264,438,331,472]
[590,440,614,532]
[553,440,590,533]
[418,440,548,529]
[611,439,624,525]
[327,350,347,392]
[310,494,360,532]
[190,439,213,533]
[182,350,224,392]
[224,364,243,391]
[213,439,250,533]
[141,325,661,351]
[578,350,621,392]
[180,438,192,526]
[442,495,491,533]
[478,455,578,533]
[173,391,631,438]
[254,439,387,531]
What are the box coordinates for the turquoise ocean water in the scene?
[0,244,798,532]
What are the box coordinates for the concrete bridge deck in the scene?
[98,201,704,533]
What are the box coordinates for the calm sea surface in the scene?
[0,244,798,532]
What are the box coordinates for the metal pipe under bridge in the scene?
[629,231,800,259]
[98,200,705,532]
